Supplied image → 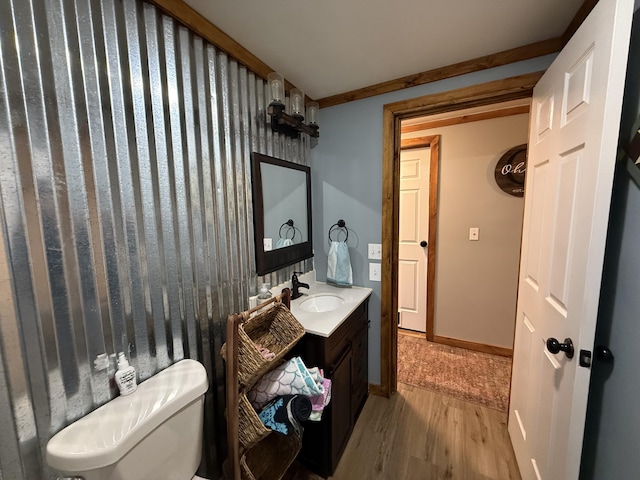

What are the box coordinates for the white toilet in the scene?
[47,359,208,480]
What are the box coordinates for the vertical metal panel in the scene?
[0,0,310,478]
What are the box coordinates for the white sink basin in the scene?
[299,294,345,313]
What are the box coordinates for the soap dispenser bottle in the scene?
[114,352,137,396]
[257,283,272,300]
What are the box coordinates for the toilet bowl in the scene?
[46,359,208,480]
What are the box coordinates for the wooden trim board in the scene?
[433,335,513,358]
[368,384,386,397]
[317,38,560,108]
[399,329,513,356]
[401,104,530,134]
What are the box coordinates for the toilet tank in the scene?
[47,359,208,480]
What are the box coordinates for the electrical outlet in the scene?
[369,263,381,281]
[469,228,479,241]
[264,238,272,251]
[368,243,382,260]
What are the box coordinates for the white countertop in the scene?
[263,272,372,338]
[288,282,372,337]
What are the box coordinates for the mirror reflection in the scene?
[251,152,313,275]
[261,162,308,250]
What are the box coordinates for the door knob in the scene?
[595,345,614,363]
[420,240,427,247]
[546,337,575,359]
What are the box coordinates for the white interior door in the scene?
[508,1,633,479]
[398,147,430,332]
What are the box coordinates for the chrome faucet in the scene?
[291,271,309,300]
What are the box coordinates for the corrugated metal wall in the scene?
[0,0,311,478]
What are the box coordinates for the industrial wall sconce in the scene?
[267,72,319,139]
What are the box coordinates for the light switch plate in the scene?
[369,263,381,281]
[264,238,272,251]
[469,228,479,241]
[368,243,382,260]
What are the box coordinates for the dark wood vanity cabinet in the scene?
[293,298,369,478]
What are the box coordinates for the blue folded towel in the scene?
[327,241,353,287]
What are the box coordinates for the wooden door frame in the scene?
[399,137,440,340]
[379,71,543,397]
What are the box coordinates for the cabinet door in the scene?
[330,346,352,471]
[351,323,368,423]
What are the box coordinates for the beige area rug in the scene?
[397,333,512,412]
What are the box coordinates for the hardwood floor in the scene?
[285,383,521,480]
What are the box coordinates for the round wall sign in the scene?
[495,144,527,197]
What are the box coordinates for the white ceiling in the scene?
[184,0,585,100]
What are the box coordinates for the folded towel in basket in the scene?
[248,356,324,409]
[258,394,312,436]
[327,240,353,287]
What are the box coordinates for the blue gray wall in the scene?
[311,55,555,384]
[580,6,640,478]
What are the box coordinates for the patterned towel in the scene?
[258,394,311,436]
[248,357,324,409]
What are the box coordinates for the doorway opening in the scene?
[396,101,529,411]
[379,72,542,397]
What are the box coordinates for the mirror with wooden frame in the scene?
[251,152,313,275]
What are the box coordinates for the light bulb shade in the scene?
[290,88,305,119]
[306,101,319,126]
[267,72,284,106]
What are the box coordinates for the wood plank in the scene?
[426,138,439,343]
[317,38,560,108]
[380,105,400,398]
[368,383,386,397]
[385,71,543,118]
[401,105,530,134]
[433,335,513,357]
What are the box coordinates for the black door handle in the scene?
[420,240,427,247]
[546,337,574,359]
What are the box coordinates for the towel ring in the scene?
[328,219,349,244]
[279,219,296,241]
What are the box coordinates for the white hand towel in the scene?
[327,241,353,287]
[276,238,293,248]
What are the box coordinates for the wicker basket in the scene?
[238,394,271,452]
[221,302,305,391]
[241,431,302,480]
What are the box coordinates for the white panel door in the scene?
[398,147,429,332]
[508,1,633,479]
